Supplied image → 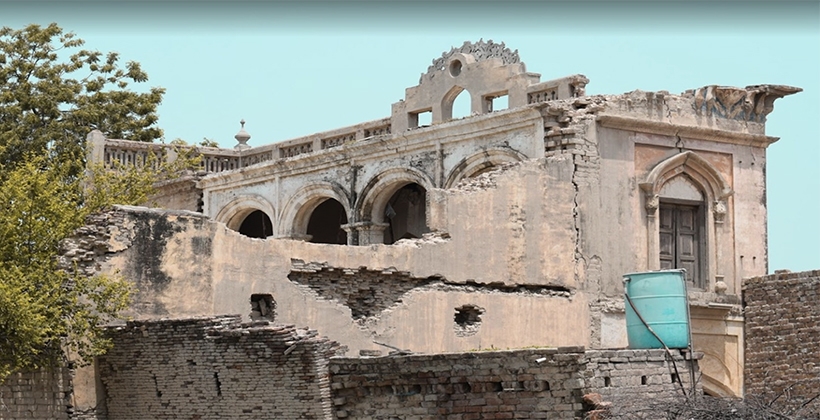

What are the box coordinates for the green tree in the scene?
[0,23,164,175]
[0,23,170,379]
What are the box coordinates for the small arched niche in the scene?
[237,210,273,239]
[306,198,349,245]
[383,183,430,244]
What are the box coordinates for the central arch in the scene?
[357,168,434,244]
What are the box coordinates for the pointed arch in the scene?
[640,150,734,291]
[440,85,470,122]
[640,151,733,209]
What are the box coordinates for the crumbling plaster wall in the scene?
[66,156,587,356]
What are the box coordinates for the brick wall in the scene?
[744,270,820,404]
[0,368,72,420]
[329,347,697,419]
[97,315,342,420]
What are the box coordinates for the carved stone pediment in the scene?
[691,84,802,123]
[425,39,521,77]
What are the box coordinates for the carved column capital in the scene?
[645,193,660,214]
[713,200,727,223]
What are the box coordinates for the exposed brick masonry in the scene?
[0,368,72,420]
[97,315,343,420]
[330,347,697,419]
[744,270,820,406]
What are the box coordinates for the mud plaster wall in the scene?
[0,368,72,420]
[96,316,341,420]
[744,270,820,405]
[329,348,698,419]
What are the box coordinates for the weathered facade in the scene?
[72,40,803,404]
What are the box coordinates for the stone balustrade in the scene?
[88,117,393,174]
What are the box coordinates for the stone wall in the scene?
[0,368,72,420]
[329,347,698,419]
[744,270,820,405]
[96,316,342,420]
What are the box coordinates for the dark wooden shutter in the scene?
[659,204,702,287]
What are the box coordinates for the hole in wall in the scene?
[456,382,471,393]
[214,372,222,396]
[238,210,273,239]
[671,373,679,384]
[449,59,462,77]
[306,198,348,245]
[453,304,485,337]
[250,294,275,321]
[492,382,503,392]
[641,375,648,385]
[604,377,611,387]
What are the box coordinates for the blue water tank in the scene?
[624,269,691,349]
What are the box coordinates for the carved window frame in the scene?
[640,151,733,291]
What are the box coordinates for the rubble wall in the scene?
[96,316,341,420]
[0,368,72,420]
[744,270,820,403]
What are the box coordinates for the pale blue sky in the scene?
[4,1,819,272]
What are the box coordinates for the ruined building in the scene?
[66,40,800,404]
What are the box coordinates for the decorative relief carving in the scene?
[645,194,660,212]
[528,89,558,104]
[690,84,801,123]
[321,133,355,150]
[426,39,520,76]
[280,142,313,158]
[713,200,727,223]
[364,125,391,138]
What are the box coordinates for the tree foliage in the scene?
[0,23,164,174]
[0,23,170,379]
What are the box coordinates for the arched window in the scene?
[641,151,733,290]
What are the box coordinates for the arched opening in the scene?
[383,183,429,244]
[237,210,273,239]
[306,198,348,245]
[452,89,471,119]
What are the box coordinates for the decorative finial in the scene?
[234,119,251,150]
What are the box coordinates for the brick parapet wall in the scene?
[97,315,342,420]
[744,269,820,404]
[329,347,697,419]
[0,368,72,420]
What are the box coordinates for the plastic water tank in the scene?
[623,269,691,349]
